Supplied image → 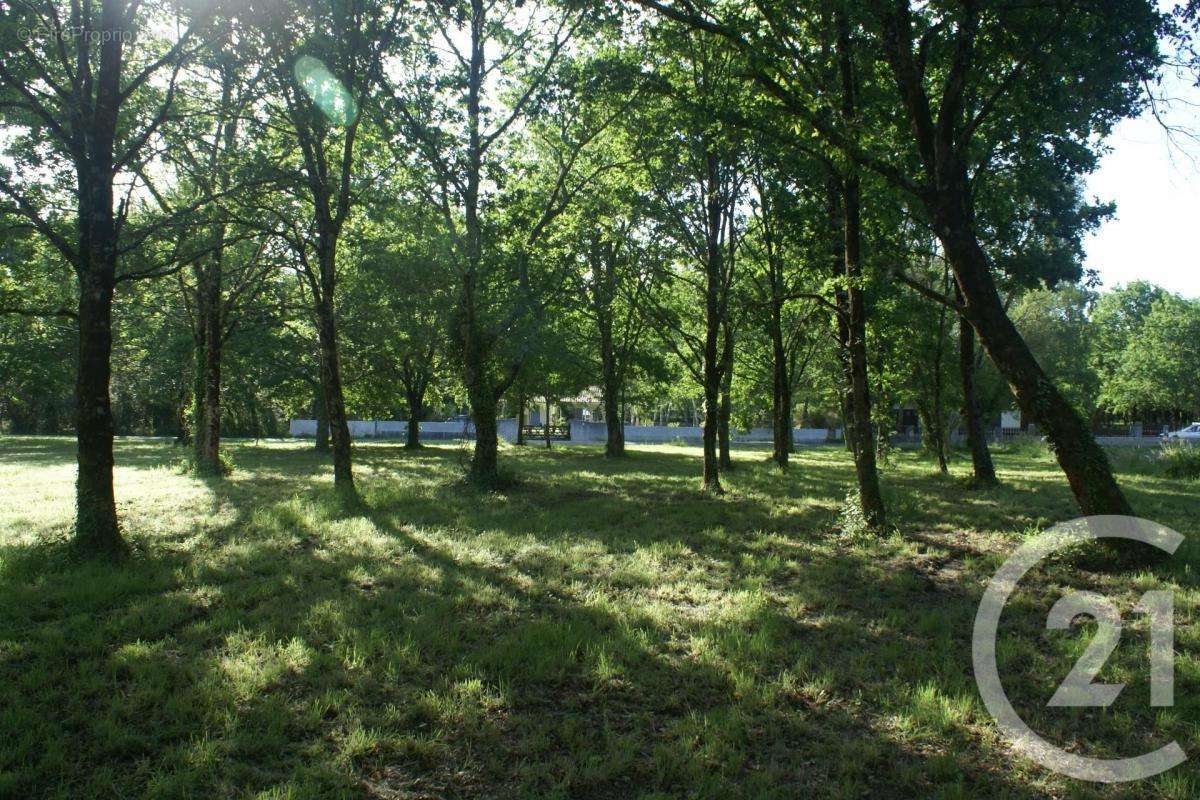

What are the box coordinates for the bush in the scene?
[837,490,873,540]
[993,435,1050,459]
[1160,443,1200,480]
[178,451,235,477]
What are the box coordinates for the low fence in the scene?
[289,418,834,446]
[289,419,519,442]
[566,421,831,446]
[289,419,1187,450]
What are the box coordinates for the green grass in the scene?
[1,436,1197,799]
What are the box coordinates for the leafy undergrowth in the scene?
[1160,444,1200,481]
[0,437,1197,799]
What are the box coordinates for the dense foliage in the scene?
[1,0,1196,552]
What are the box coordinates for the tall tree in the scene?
[247,0,395,494]
[573,217,655,458]
[379,0,628,485]
[630,0,1163,521]
[637,28,747,492]
[1,0,214,554]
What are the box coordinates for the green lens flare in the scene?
[293,56,357,126]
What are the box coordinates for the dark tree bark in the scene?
[753,172,796,470]
[314,379,331,453]
[595,267,627,457]
[405,390,424,449]
[840,175,887,530]
[874,3,1132,518]
[718,319,734,470]
[700,151,726,493]
[922,284,950,474]
[516,391,526,446]
[769,308,791,470]
[69,0,126,556]
[400,352,431,450]
[194,252,224,473]
[469,390,500,483]
[937,205,1127,513]
[75,262,121,555]
[314,282,353,491]
[191,323,206,456]
[460,277,513,485]
[186,60,240,477]
[829,11,886,530]
[275,10,369,497]
[958,307,997,486]
[544,396,553,449]
[629,0,1135,527]
[603,392,625,458]
[175,382,191,445]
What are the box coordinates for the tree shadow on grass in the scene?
[3,439,1197,798]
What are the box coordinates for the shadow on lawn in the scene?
[2,439,1195,798]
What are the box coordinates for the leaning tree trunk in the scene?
[934,192,1130,517]
[718,322,734,470]
[958,309,997,486]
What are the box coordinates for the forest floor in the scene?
[0,436,1197,799]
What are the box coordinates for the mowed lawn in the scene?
[0,436,1197,799]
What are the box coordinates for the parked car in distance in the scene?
[1162,423,1200,442]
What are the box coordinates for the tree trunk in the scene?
[462,325,504,485]
[841,176,887,530]
[598,301,625,458]
[718,321,734,470]
[315,301,353,492]
[929,337,949,474]
[769,304,790,470]
[604,394,625,457]
[544,396,552,449]
[175,382,191,445]
[405,387,423,449]
[74,263,123,556]
[701,373,721,492]
[958,309,997,486]
[192,78,235,476]
[196,259,222,473]
[315,381,330,453]
[190,319,205,456]
[516,391,526,446]
[934,193,1130,516]
[70,1,126,556]
[700,151,724,493]
[831,11,886,530]
[469,390,500,484]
